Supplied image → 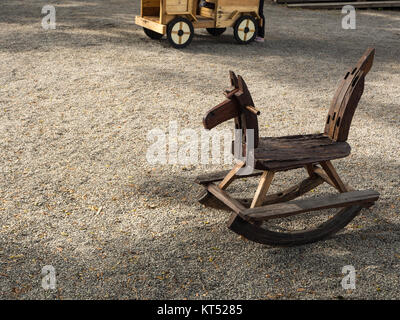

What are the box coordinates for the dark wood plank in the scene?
[325,68,357,139]
[334,74,365,141]
[255,134,351,161]
[324,48,374,141]
[243,190,379,221]
[252,134,351,170]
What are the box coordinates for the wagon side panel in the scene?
[161,0,196,24]
[165,0,189,13]
[215,0,259,27]
[141,0,161,17]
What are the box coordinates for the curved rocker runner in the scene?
[195,48,380,246]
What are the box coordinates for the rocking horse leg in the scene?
[312,166,336,188]
[243,171,275,226]
[313,166,354,192]
[226,170,275,229]
[198,161,245,208]
[251,171,275,208]
[305,164,316,178]
[218,160,245,190]
[320,160,348,193]
[319,161,374,208]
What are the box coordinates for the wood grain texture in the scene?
[253,134,351,171]
[243,189,379,221]
[334,73,365,141]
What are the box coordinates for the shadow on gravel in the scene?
[1,0,119,26]
[2,0,399,64]
[1,0,399,300]
[2,216,398,299]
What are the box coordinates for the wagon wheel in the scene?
[233,15,258,44]
[167,17,194,49]
[206,28,226,36]
[143,27,163,40]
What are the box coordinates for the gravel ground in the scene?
[0,0,399,300]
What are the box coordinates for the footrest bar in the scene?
[242,189,380,221]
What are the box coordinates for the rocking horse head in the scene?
[202,71,260,147]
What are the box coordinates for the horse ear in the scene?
[229,71,238,88]
[237,75,247,93]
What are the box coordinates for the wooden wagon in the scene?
[195,48,380,246]
[135,0,262,48]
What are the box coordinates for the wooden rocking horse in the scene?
[195,48,379,246]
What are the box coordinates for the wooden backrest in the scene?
[324,48,375,142]
[202,71,259,147]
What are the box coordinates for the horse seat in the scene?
[252,134,351,171]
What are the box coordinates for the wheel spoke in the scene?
[182,23,190,33]
[168,18,193,47]
[236,17,256,42]
[171,31,180,44]
[181,34,190,44]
